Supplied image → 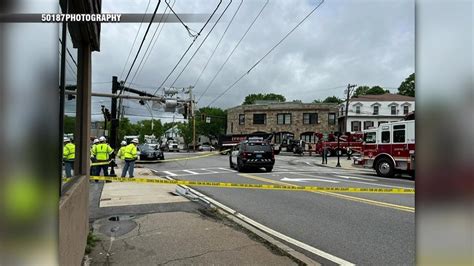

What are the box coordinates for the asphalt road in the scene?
[146,152,415,265]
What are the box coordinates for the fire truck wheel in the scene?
[375,157,394,177]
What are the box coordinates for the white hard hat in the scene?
[132,138,139,144]
[121,141,127,146]
[93,139,99,144]
[63,137,70,142]
[99,136,106,142]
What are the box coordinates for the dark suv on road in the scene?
[229,139,275,172]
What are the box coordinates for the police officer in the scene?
[121,138,139,178]
[92,136,113,176]
[63,137,75,178]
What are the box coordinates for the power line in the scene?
[206,0,325,107]
[152,0,222,96]
[193,0,243,88]
[120,0,162,96]
[119,0,153,80]
[197,0,269,103]
[169,0,233,87]
[164,0,199,38]
[58,38,77,67]
[130,0,176,85]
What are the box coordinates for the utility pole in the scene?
[344,83,357,132]
[189,87,196,152]
[110,76,119,150]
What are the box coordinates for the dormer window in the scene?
[353,102,363,115]
[404,105,409,114]
[373,105,379,115]
[391,105,396,115]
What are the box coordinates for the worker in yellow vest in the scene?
[121,138,139,178]
[90,138,99,175]
[92,136,113,176]
[63,137,75,178]
[117,141,127,161]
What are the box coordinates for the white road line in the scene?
[336,175,377,182]
[201,168,219,174]
[280,177,340,183]
[162,171,177,177]
[180,184,354,265]
[217,167,237,172]
[182,170,199,175]
[292,172,413,189]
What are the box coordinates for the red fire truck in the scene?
[314,132,364,156]
[355,120,415,177]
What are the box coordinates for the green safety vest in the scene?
[124,144,137,160]
[117,146,126,160]
[63,143,75,160]
[93,143,113,161]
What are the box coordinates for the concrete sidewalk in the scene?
[86,167,311,265]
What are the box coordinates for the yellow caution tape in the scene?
[86,175,414,194]
[90,161,113,166]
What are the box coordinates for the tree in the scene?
[312,99,322,103]
[64,115,76,134]
[291,99,302,103]
[242,93,286,105]
[195,107,227,142]
[398,73,415,97]
[366,86,389,95]
[176,122,193,150]
[353,86,370,97]
[322,96,343,104]
[136,119,164,140]
[353,85,389,97]
[118,117,139,141]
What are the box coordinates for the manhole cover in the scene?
[98,215,138,237]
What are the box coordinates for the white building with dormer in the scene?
[338,93,415,133]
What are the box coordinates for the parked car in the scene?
[229,138,275,172]
[165,141,180,152]
[138,144,165,160]
[198,144,215,151]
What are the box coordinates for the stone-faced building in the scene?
[226,102,339,144]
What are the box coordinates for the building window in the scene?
[351,121,361,132]
[301,133,316,143]
[363,121,374,129]
[303,113,318,124]
[381,131,390,143]
[253,114,266,125]
[403,105,409,114]
[391,106,397,115]
[230,122,233,133]
[239,114,245,125]
[328,113,336,125]
[373,105,379,115]
[355,106,361,114]
[393,124,406,143]
[277,113,291,125]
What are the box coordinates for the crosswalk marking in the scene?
[162,171,177,177]
[182,170,199,175]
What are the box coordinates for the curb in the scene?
[152,170,321,266]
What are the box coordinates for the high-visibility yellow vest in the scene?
[117,146,126,160]
[124,144,137,160]
[90,144,96,158]
[63,143,75,160]
[93,143,113,161]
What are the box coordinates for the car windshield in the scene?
[140,145,155,151]
[243,143,271,152]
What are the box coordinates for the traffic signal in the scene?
[183,104,188,119]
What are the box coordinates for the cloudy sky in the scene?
[64,0,414,121]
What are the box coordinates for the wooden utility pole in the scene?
[344,84,357,132]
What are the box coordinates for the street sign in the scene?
[206,117,211,123]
